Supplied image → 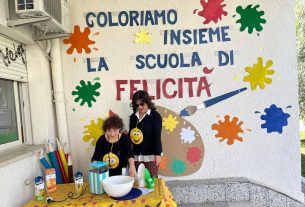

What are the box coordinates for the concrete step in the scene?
[179,201,253,207]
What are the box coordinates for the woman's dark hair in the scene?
[131,90,155,112]
[102,115,124,132]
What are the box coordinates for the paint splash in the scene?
[83,118,104,146]
[134,28,151,44]
[260,104,290,134]
[212,115,244,145]
[63,25,95,54]
[235,5,266,34]
[180,127,196,143]
[202,67,214,74]
[72,80,101,107]
[186,147,202,164]
[162,114,179,132]
[170,159,186,174]
[243,57,275,90]
[108,110,117,117]
[159,156,167,170]
[194,0,228,24]
[93,77,100,82]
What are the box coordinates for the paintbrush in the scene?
[180,87,247,117]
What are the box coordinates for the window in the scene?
[0,79,23,150]
[0,34,28,151]
[17,0,34,11]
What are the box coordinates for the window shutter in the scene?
[0,34,27,82]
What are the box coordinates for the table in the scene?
[23,178,177,207]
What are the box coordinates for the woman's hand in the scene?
[154,155,162,166]
[129,164,137,178]
[128,158,137,178]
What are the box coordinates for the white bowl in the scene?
[102,175,134,197]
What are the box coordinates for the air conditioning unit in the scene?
[8,0,70,39]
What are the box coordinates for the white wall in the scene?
[0,4,57,206]
[62,0,303,201]
[0,154,42,207]
[0,0,7,26]
[26,44,57,144]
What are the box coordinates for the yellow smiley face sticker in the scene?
[130,128,143,144]
[103,152,119,169]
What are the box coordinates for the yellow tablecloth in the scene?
[23,179,177,207]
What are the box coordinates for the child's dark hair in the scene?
[131,90,155,112]
[102,115,124,132]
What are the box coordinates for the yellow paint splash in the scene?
[243,57,275,90]
[162,114,179,132]
[83,118,104,146]
[134,28,151,44]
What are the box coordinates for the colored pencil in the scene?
[48,143,63,184]
[55,150,68,183]
[57,138,69,178]
[67,154,74,183]
[39,150,52,169]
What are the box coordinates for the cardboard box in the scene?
[88,161,109,194]
[45,168,56,193]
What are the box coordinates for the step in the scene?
[179,201,253,207]
[166,177,304,207]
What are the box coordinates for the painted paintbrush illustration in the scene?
[180,87,247,117]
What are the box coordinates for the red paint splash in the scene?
[109,110,117,117]
[63,25,95,54]
[212,115,244,145]
[194,0,228,24]
[93,48,98,51]
[203,67,214,74]
[186,147,202,164]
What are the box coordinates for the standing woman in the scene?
[92,115,136,177]
[129,90,162,177]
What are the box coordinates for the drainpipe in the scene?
[50,38,70,149]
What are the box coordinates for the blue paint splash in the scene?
[260,104,290,134]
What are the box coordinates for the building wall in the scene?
[61,0,303,201]
[0,0,302,205]
[0,4,57,207]
[0,154,42,206]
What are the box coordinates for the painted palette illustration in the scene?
[157,106,204,177]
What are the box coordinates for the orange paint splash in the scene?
[212,115,244,145]
[73,57,76,62]
[93,48,98,51]
[159,156,167,170]
[63,25,95,54]
[93,32,100,36]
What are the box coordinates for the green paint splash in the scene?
[236,5,266,34]
[72,80,101,107]
[170,159,186,174]
[93,77,100,81]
